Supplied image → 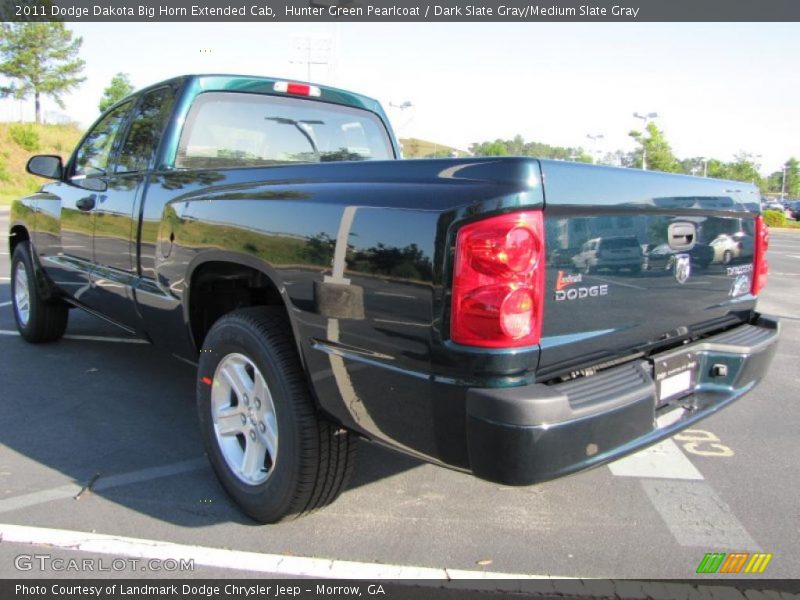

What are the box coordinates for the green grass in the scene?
[773,220,800,230]
[0,122,82,205]
[399,137,469,158]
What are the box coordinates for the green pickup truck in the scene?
[9,74,778,522]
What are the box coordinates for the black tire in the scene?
[197,307,357,523]
[10,242,68,343]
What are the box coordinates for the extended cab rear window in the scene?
[175,91,394,169]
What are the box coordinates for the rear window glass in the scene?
[175,92,393,169]
[601,237,639,249]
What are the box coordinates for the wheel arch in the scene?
[183,251,309,371]
[8,223,31,257]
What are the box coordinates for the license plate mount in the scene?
[653,350,698,405]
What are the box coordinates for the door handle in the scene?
[76,195,96,211]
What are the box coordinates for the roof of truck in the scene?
[136,73,384,114]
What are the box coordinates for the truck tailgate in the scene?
[538,160,762,379]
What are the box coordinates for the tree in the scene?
[698,154,765,191]
[479,140,509,156]
[469,135,591,162]
[628,122,679,173]
[784,157,800,198]
[0,23,86,124]
[724,153,763,189]
[508,134,525,156]
[765,170,784,194]
[98,73,134,113]
[678,156,707,176]
[600,150,636,168]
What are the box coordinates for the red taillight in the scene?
[273,81,321,97]
[451,211,544,348]
[752,215,769,295]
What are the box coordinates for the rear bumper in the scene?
[466,315,779,485]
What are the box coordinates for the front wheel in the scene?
[10,242,68,343]
[197,307,357,523]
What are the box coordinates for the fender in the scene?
[9,198,61,303]
[181,249,306,361]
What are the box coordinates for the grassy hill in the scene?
[0,122,82,205]
[0,127,468,204]
[399,137,470,159]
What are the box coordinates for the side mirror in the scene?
[26,155,63,180]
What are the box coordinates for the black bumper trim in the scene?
[466,315,779,485]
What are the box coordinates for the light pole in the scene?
[751,154,763,184]
[290,35,332,82]
[586,133,604,164]
[389,100,415,131]
[700,157,709,177]
[633,112,658,170]
[780,163,789,201]
[389,101,415,154]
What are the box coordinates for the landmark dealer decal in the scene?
[554,271,609,301]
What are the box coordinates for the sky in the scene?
[1,22,797,173]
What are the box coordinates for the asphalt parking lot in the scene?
[0,206,798,582]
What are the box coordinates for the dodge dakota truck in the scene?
[8,75,778,522]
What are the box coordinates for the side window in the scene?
[116,86,177,173]
[72,101,133,178]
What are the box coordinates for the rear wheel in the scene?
[10,242,68,343]
[197,307,356,523]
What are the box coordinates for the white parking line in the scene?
[0,301,11,308]
[0,523,560,582]
[641,480,760,550]
[608,439,703,480]
[0,277,9,282]
[609,438,760,551]
[592,276,647,290]
[0,330,148,344]
[0,458,208,514]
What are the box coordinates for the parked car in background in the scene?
[571,236,643,274]
[789,200,800,221]
[709,231,754,264]
[763,201,785,213]
[643,241,714,272]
